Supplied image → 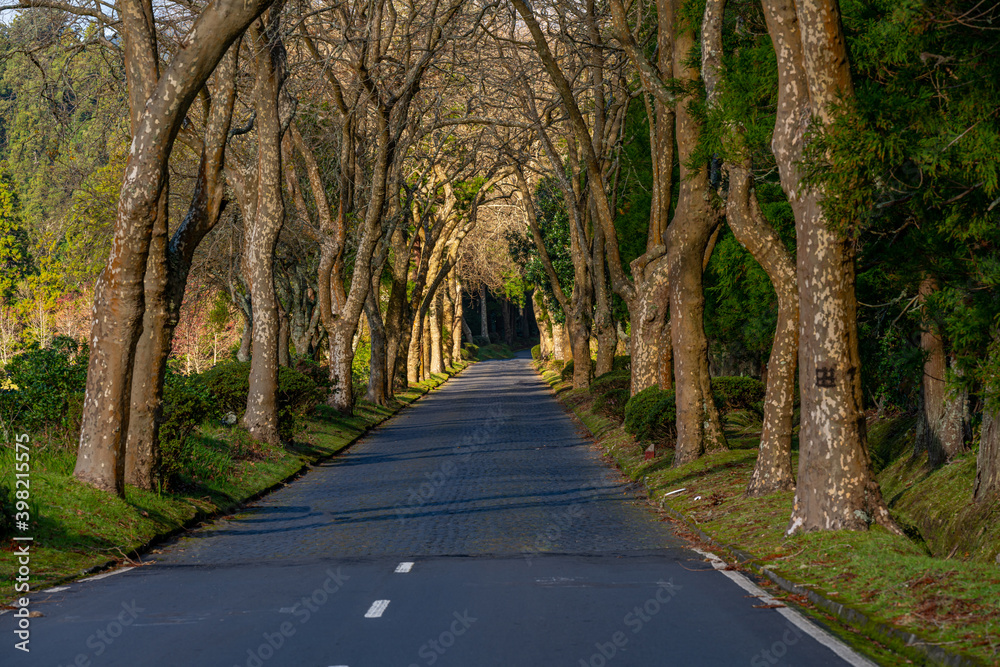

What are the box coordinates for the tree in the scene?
[760,0,896,533]
[701,0,798,495]
[60,0,275,495]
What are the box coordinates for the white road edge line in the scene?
[79,567,136,583]
[364,599,390,618]
[395,561,414,573]
[691,548,878,667]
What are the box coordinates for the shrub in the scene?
[624,386,677,445]
[294,356,331,388]
[560,359,575,383]
[531,344,541,360]
[711,376,766,417]
[158,371,214,484]
[0,477,14,540]
[612,355,631,372]
[462,343,479,360]
[0,336,88,437]
[589,370,630,396]
[594,387,630,423]
[201,361,322,441]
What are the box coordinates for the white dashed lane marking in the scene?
[364,600,390,618]
[395,561,414,573]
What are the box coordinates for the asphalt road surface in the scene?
[3,352,878,667]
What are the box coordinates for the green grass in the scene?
[0,362,468,600]
[535,359,1000,665]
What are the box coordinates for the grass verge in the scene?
[535,360,1000,667]
[0,361,471,602]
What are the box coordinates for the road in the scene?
[3,352,877,666]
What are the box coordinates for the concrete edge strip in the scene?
[530,361,985,667]
[692,548,877,667]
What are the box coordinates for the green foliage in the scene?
[0,478,14,539]
[507,177,574,324]
[201,361,323,441]
[590,370,630,396]
[0,166,32,302]
[158,371,214,484]
[461,343,479,360]
[594,388,631,424]
[711,376,766,418]
[703,188,794,377]
[612,355,631,373]
[352,337,371,386]
[560,359,575,383]
[0,335,88,436]
[530,344,541,360]
[623,386,677,445]
[590,371,632,423]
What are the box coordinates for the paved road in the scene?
[3,352,876,666]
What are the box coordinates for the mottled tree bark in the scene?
[243,15,288,445]
[702,0,798,494]
[761,0,897,533]
[430,291,445,374]
[667,12,726,465]
[450,274,464,364]
[74,0,274,494]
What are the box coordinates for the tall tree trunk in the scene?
[501,299,513,347]
[237,305,252,362]
[533,292,553,358]
[277,307,291,367]
[479,285,490,342]
[243,16,287,445]
[915,276,970,465]
[701,0,797,493]
[385,228,411,393]
[451,275,465,362]
[422,314,433,380]
[974,372,1000,502]
[365,284,390,406]
[407,313,422,384]
[667,13,724,465]
[592,221,616,377]
[430,292,445,374]
[770,0,896,533]
[74,0,274,494]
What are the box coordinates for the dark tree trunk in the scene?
[915,276,970,465]
[365,285,390,406]
[479,285,490,342]
[278,307,291,367]
[974,385,1000,502]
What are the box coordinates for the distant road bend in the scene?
[3,351,878,666]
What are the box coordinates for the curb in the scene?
[533,362,984,667]
[40,361,474,590]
